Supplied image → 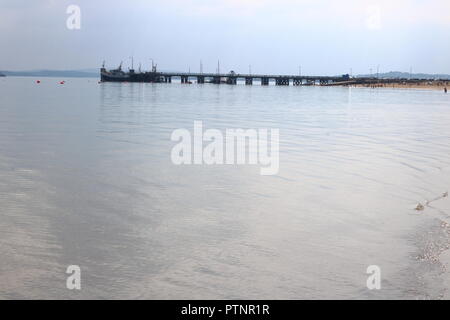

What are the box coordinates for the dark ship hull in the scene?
[100,68,163,83]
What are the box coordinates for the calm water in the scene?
[1,77,450,299]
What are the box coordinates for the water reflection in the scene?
[0,77,450,299]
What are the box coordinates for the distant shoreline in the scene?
[1,69,450,81]
[2,74,449,92]
[0,73,98,79]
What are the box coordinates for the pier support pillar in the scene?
[213,76,221,84]
[197,76,205,84]
[226,77,237,85]
[261,77,269,86]
[245,78,253,85]
[181,76,189,84]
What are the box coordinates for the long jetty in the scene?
[155,72,355,85]
[159,73,449,87]
[102,66,449,87]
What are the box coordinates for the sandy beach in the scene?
[353,81,449,91]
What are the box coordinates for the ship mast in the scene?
[128,56,134,72]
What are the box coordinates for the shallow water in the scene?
[0,77,449,299]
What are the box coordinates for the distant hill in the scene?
[357,71,450,80]
[0,69,99,78]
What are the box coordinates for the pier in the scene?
[101,66,448,88]
[157,73,449,88]
[154,71,353,86]
[100,64,361,85]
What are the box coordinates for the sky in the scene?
[1,0,450,75]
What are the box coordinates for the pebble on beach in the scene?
[415,203,425,211]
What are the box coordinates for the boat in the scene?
[100,61,163,83]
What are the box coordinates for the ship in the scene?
[100,61,164,83]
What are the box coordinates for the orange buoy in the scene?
[59,81,65,85]
[36,80,41,84]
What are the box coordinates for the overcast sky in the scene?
[1,0,449,75]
